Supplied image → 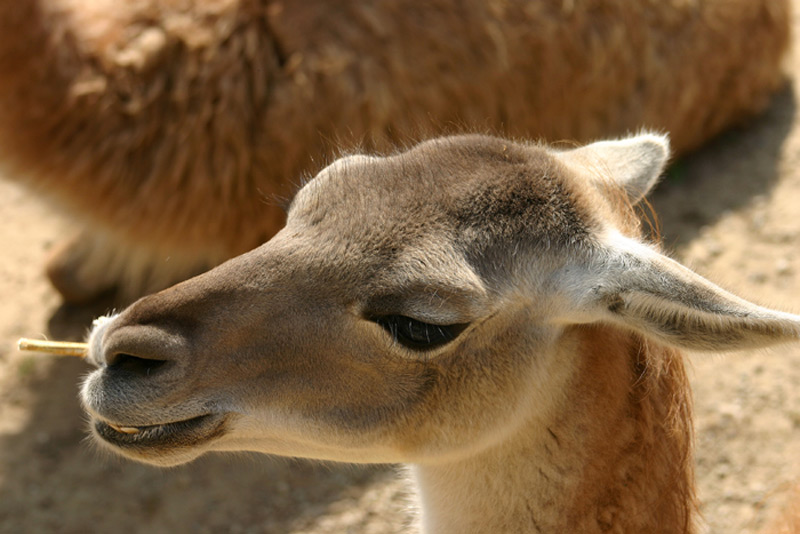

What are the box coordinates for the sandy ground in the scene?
[3,12,800,534]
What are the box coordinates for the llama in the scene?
[0,0,790,303]
[80,133,800,533]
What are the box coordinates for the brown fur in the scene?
[0,0,791,301]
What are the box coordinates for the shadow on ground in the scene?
[649,84,796,252]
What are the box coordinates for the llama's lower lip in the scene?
[94,413,227,449]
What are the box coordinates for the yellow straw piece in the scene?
[17,338,88,358]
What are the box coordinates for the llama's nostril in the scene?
[107,353,169,377]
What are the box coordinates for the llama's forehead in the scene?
[290,136,599,245]
[283,137,605,298]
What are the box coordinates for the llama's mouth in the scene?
[93,413,227,451]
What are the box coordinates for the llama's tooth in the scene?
[109,423,140,434]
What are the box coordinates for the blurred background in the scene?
[1,1,799,532]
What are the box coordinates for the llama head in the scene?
[80,133,800,467]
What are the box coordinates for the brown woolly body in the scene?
[570,328,694,532]
[574,329,697,533]
[0,0,791,299]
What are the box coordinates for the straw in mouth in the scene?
[17,338,88,358]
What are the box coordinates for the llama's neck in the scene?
[411,325,696,534]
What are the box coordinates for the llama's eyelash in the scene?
[372,315,468,351]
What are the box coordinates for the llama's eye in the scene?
[373,315,468,350]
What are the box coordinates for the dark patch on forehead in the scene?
[449,154,593,251]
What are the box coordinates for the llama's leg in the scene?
[46,229,118,304]
[46,229,215,304]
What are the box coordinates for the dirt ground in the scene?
[3,12,800,534]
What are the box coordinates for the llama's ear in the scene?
[558,133,670,203]
[567,235,800,351]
